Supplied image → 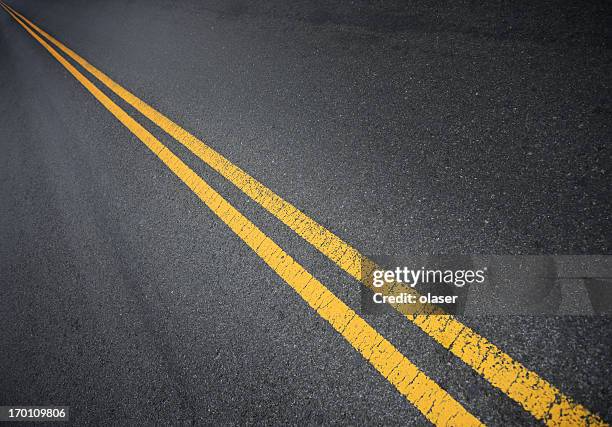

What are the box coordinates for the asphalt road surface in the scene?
[1,0,610,425]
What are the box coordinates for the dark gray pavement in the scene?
[0,0,610,424]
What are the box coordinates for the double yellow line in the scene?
[1,3,606,426]
[0,3,482,425]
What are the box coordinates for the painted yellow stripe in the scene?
[0,4,484,426]
[5,4,606,426]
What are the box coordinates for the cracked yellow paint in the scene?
[3,3,607,425]
[1,5,483,425]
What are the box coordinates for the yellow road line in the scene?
[0,4,485,425]
[4,4,606,426]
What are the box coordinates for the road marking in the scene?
[0,4,485,425]
[4,4,607,426]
